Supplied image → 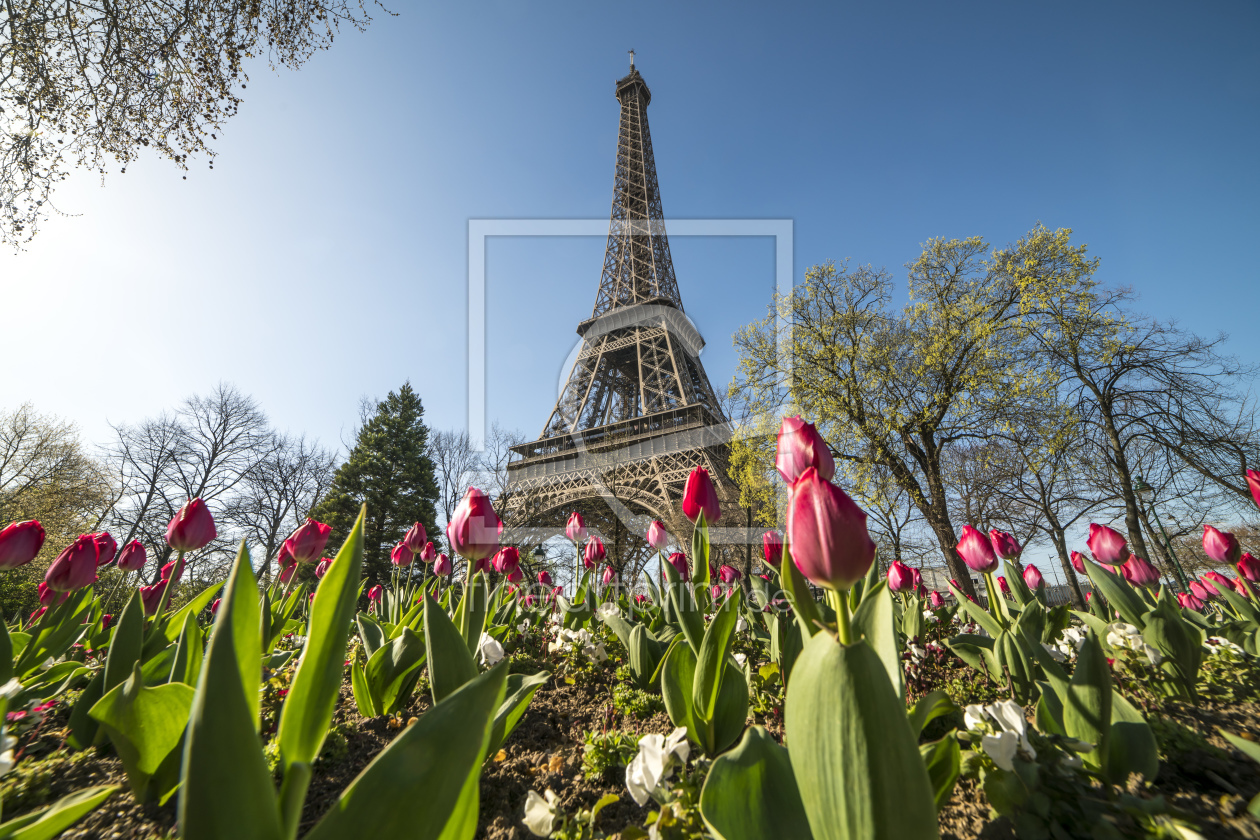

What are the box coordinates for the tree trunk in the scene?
[1048,526,1085,609]
[1098,405,1152,561]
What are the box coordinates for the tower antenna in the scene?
[628,49,635,69]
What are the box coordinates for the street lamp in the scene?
[1133,476,1189,591]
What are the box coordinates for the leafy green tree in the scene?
[311,383,439,586]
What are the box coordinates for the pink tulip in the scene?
[1023,564,1045,591]
[666,552,690,581]
[433,553,452,576]
[101,614,113,630]
[419,541,438,563]
[1085,592,1091,603]
[1120,556,1160,588]
[446,487,502,560]
[1177,591,1205,611]
[210,598,221,616]
[583,538,605,571]
[315,559,331,579]
[38,581,67,607]
[1203,525,1241,565]
[710,584,722,600]
[140,580,169,616]
[997,576,1011,595]
[507,566,524,584]
[1070,551,1087,574]
[473,557,493,575]
[886,560,914,593]
[634,594,649,605]
[0,520,45,569]
[368,585,383,602]
[602,566,616,586]
[911,567,922,590]
[929,591,945,609]
[116,540,147,572]
[278,563,297,585]
[1237,553,1260,583]
[277,541,296,569]
[1189,579,1215,601]
[784,467,876,591]
[27,607,46,626]
[989,530,1022,562]
[646,521,670,552]
[1087,523,1129,566]
[91,532,118,567]
[763,530,783,567]
[1247,469,1260,511]
[956,525,999,574]
[775,416,835,485]
[391,543,414,567]
[493,546,522,575]
[161,555,186,585]
[537,570,554,586]
[1203,570,1233,592]
[166,498,217,552]
[565,511,587,543]
[402,522,427,554]
[719,564,741,585]
[286,519,332,564]
[682,465,721,524]
[1231,576,1249,596]
[45,535,99,592]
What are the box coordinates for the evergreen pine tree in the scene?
[311,382,440,585]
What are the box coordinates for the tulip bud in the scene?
[116,540,147,572]
[710,584,722,600]
[997,575,1011,595]
[1237,553,1260,583]
[646,521,670,552]
[1203,570,1233,592]
[886,560,914,593]
[1202,525,1241,565]
[419,542,438,563]
[210,598,221,616]
[1087,523,1129,566]
[955,525,998,574]
[1070,551,1087,574]
[988,530,1021,562]
[1177,591,1204,611]
[161,555,187,586]
[682,466,721,525]
[391,543,414,567]
[28,607,46,625]
[602,566,616,586]
[583,538,605,571]
[45,535,100,592]
[474,556,495,575]
[433,554,452,576]
[719,564,741,585]
[565,511,587,543]
[101,614,113,630]
[91,532,118,567]
[166,498,217,552]
[279,563,297,585]
[911,567,922,590]
[762,530,783,567]
[666,552,690,581]
[493,546,522,575]
[1189,579,1215,601]
[315,558,331,579]
[775,416,835,485]
[403,522,427,553]
[537,570,554,587]
[277,541,296,569]
[0,520,45,569]
[929,590,945,609]
[368,585,383,602]
[1022,564,1045,591]
[446,487,502,560]
[507,566,524,584]
[784,468,876,591]
[1248,469,1260,512]
[140,580,169,616]
[1231,576,1249,596]
[38,581,67,607]
[286,519,332,564]
[1120,556,1160,588]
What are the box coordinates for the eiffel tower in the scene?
[505,57,739,571]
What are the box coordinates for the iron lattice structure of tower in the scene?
[505,62,739,572]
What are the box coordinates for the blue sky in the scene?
[5,0,1258,478]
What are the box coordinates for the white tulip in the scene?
[478,632,505,667]
[522,789,560,837]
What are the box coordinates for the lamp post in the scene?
[533,544,547,594]
[1134,476,1189,591]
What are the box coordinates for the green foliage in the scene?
[613,683,664,720]
[0,750,96,815]
[699,726,812,840]
[310,382,440,584]
[581,730,639,780]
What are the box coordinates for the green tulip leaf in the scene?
[488,670,550,754]
[693,589,741,723]
[1063,630,1111,773]
[852,581,904,702]
[908,689,958,738]
[0,785,118,840]
[365,627,427,717]
[628,624,661,689]
[1083,560,1147,628]
[919,735,961,811]
[946,581,1003,639]
[781,543,823,638]
[699,725,813,840]
[785,633,939,840]
[169,611,204,687]
[306,664,508,840]
[66,672,105,751]
[89,663,193,800]
[459,572,491,655]
[1106,689,1158,783]
[425,590,478,703]
[659,636,700,748]
[691,514,711,587]
[177,541,281,840]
